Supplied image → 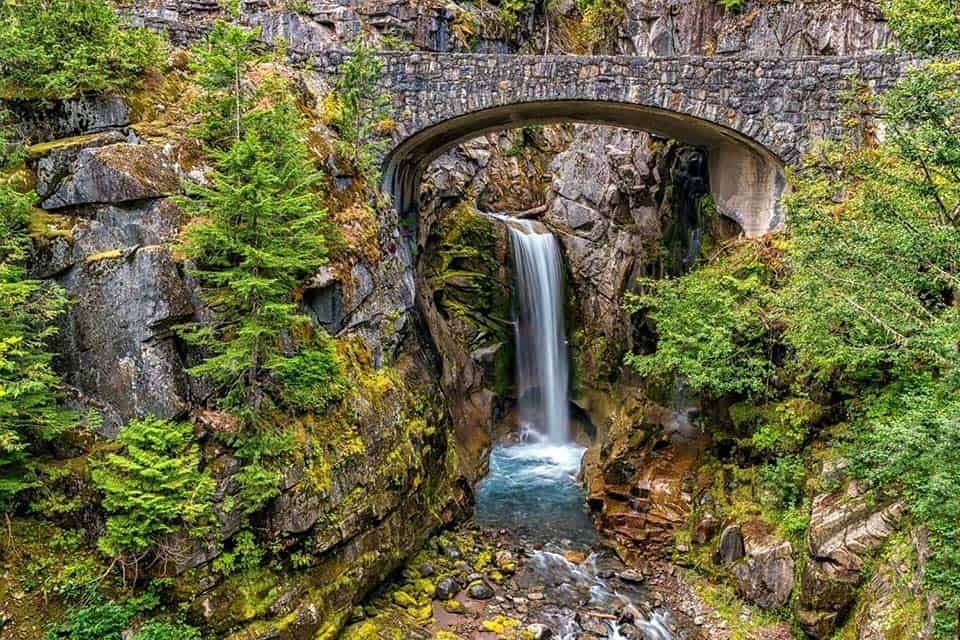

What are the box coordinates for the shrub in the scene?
[91,417,214,565]
[759,455,806,509]
[0,0,164,100]
[623,244,778,400]
[131,620,202,640]
[0,176,73,511]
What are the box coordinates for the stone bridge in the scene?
[324,53,915,236]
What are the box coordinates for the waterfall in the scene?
[490,214,570,443]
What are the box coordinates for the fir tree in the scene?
[178,101,334,419]
[0,0,163,100]
[331,37,392,182]
[91,417,214,568]
[0,146,73,512]
[189,20,265,147]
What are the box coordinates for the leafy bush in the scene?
[43,601,133,640]
[576,0,624,50]
[847,384,960,637]
[884,0,960,54]
[131,620,202,640]
[91,417,214,565]
[623,244,778,399]
[0,0,163,100]
[759,455,806,509]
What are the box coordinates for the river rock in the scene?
[494,550,517,573]
[730,521,794,609]
[526,623,552,639]
[435,577,460,601]
[467,581,494,600]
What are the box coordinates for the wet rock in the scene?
[718,524,745,565]
[467,581,495,600]
[418,562,435,577]
[617,569,644,583]
[494,550,517,573]
[526,623,552,639]
[40,143,180,210]
[441,542,462,560]
[730,521,794,609]
[435,577,460,601]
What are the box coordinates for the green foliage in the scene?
[714,0,745,11]
[0,0,163,100]
[271,334,347,412]
[759,455,806,510]
[211,528,263,576]
[729,397,825,456]
[91,417,214,563]
[131,621,202,640]
[330,36,393,182]
[575,0,624,50]
[43,601,133,640]
[189,21,266,146]
[0,172,73,511]
[498,0,533,36]
[847,383,960,637]
[178,100,334,418]
[884,0,960,54]
[623,245,778,399]
[44,595,167,640]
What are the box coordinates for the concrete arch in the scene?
[383,99,787,237]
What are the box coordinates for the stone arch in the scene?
[383,99,787,238]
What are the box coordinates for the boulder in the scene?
[435,577,460,601]
[40,142,180,209]
[730,521,794,609]
[718,524,745,565]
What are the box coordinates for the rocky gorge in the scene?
[0,1,953,640]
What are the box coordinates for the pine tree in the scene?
[91,417,214,567]
[178,100,334,418]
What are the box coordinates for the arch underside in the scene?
[383,100,788,239]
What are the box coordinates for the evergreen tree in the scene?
[178,101,334,419]
[0,150,73,512]
[91,417,214,568]
[189,21,265,147]
[331,37,392,182]
[0,0,163,100]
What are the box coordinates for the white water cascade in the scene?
[494,214,571,443]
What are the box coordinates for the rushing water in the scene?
[494,214,571,443]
